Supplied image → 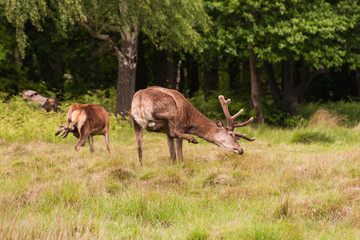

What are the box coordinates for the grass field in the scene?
[1,100,360,239]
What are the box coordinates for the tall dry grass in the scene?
[309,109,346,127]
[1,98,360,239]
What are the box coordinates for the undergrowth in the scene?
[291,128,335,144]
[1,93,360,239]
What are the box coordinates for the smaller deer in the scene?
[131,86,255,166]
[55,104,110,153]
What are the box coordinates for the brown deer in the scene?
[55,104,110,153]
[131,86,255,166]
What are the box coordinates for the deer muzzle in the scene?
[234,148,244,155]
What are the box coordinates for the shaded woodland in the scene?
[1,0,360,124]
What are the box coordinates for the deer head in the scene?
[55,124,79,139]
[214,95,255,155]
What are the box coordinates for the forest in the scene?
[2,1,360,239]
[1,0,360,124]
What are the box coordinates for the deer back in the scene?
[131,86,196,129]
[69,104,109,133]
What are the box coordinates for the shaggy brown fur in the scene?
[55,104,110,153]
[131,86,254,166]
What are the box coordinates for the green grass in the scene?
[1,100,360,239]
[291,128,335,144]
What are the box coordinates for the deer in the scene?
[55,103,111,153]
[131,86,255,166]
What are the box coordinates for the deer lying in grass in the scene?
[55,104,110,153]
[131,86,255,166]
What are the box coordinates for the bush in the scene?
[309,109,345,127]
[189,90,254,121]
[0,96,66,143]
[298,100,360,127]
[264,100,360,127]
[265,111,305,128]
[291,128,335,144]
[263,103,306,127]
[75,88,116,113]
[0,95,132,143]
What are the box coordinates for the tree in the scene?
[153,48,175,88]
[255,0,360,114]
[203,58,219,99]
[335,1,360,97]
[1,0,210,116]
[204,0,360,117]
[203,0,266,122]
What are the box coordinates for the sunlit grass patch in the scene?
[309,109,346,127]
[186,227,209,240]
[291,128,335,144]
[2,99,360,239]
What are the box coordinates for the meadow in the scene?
[1,98,360,239]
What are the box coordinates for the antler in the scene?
[55,124,77,139]
[55,125,65,136]
[234,132,256,141]
[218,95,254,131]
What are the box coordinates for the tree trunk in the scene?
[135,32,148,91]
[355,68,360,98]
[229,58,240,89]
[167,52,175,88]
[203,59,219,99]
[53,47,63,89]
[13,47,21,93]
[264,61,280,104]
[23,49,35,83]
[176,60,182,91]
[78,21,139,117]
[249,46,264,124]
[280,60,299,115]
[153,49,175,88]
[13,47,21,72]
[279,60,327,115]
[115,32,138,117]
[91,40,100,89]
[187,58,199,97]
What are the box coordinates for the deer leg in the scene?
[168,121,198,144]
[64,115,72,129]
[132,118,144,167]
[88,135,94,152]
[167,135,176,160]
[175,138,183,161]
[64,120,71,129]
[75,125,90,151]
[75,136,87,151]
[105,129,111,154]
[175,133,197,143]
[57,116,73,138]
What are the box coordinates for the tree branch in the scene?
[78,22,126,63]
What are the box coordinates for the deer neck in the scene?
[186,109,219,143]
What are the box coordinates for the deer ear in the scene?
[216,118,224,127]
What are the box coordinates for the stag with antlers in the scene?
[131,86,255,166]
[55,104,110,153]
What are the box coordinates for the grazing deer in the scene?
[131,86,255,166]
[55,104,110,153]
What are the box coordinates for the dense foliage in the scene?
[2,2,360,238]
[0,0,360,123]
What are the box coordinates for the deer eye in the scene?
[229,132,234,138]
